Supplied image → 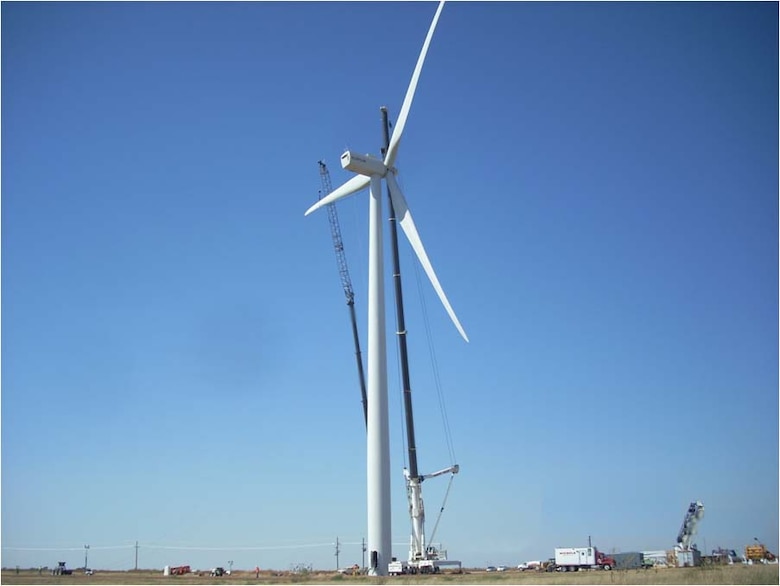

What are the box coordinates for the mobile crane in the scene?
[677,501,704,549]
[318,161,368,427]
[674,501,705,567]
[377,107,461,576]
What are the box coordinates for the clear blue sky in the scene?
[2,0,777,572]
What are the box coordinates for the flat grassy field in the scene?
[2,565,778,585]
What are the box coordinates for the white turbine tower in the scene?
[304,0,466,577]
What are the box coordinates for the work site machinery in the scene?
[674,501,704,567]
[318,161,368,426]
[51,562,72,576]
[745,540,777,563]
[377,107,460,575]
[676,501,704,549]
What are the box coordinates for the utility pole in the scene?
[335,537,341,570]
[84,545,90,570]
[362,537,366,570]
[134,541,139,571]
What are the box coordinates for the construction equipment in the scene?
[711,548,743,565]
[318,161,368,427]
[745,541,776,562]
[169,565,191,576]
[672,501,704,567]
[378,107,461,576]
[51,562,72,576]
[677,501,704,549]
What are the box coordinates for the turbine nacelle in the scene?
[341,150,388,177]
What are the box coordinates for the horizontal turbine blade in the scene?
[305,174,370,216]
[384,0,446,169]
[386,172,468,342]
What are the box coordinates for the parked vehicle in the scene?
[485,566,497,572]
[611,552,648,570]
[518,561,542,571]
[554,547,615,571]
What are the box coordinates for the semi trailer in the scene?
[554,547,615,571]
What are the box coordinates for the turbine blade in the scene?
[384,0,446,169]
[386,172,468,342]
[305,174,370,216]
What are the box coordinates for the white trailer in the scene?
[554,547,614,571]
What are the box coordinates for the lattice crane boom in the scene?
[319,161,355,305]
[318,161,368,427]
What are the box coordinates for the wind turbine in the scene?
[304,0,467,576]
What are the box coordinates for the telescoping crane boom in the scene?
[677,501,705,549]
[379,108,460,575]
[318,161,368,427]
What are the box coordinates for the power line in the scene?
[2,546,132,551]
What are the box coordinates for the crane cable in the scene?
[409,246,459,547]
[391,167,458,468]
[427,472,456,546]
[410,244,458,466]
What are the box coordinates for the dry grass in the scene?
[2,565,778,585]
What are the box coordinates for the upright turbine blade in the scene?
[305,174,371,216]
[383,0,446,169]
[386,172,468,342]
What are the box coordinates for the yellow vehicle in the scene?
[745,544,776,562]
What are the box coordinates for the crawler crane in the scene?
[677,501,704,550]
[318,161,368,426]
[674,501,705,567]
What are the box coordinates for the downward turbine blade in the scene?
[305,174,371,216]
[384,0,446,169]
[386,172,468,342]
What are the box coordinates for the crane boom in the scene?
[319,161,354,304]
[380,108,459,572]
[318,161,368,427]
[677,501,705,549]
